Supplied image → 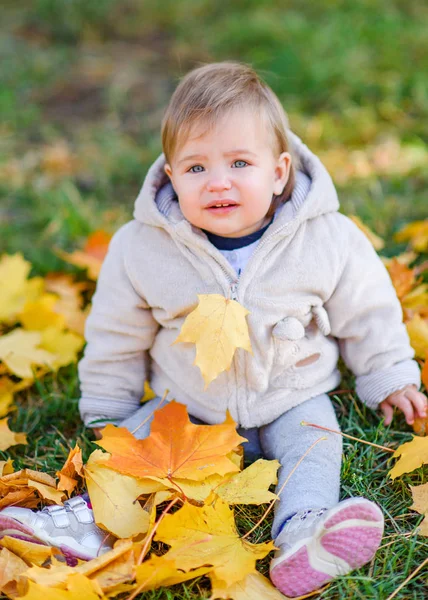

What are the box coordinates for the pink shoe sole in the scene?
[270,498,384,598]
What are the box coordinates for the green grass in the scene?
[1,1,428,598]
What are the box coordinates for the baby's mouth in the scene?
[205,203,239,215]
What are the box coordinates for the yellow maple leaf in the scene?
[348,215,385,250]
[0,458,14,476]
[0,254,44,324]
[1,536,56,567]
[0,418,27,451]
[19,573,104,599]
[84,450,161,538]
[0,329,55,379]
[215,459,279,505]
[405,315,428,358]
[389,436,428,479]
[39,327,84,370]
[19,294,66,331]
[44,273,89,335]
[155,497,274,587]
[0,377,16,417]
[394,220,428,253]
[210,571,290,600]
[0,547,29,598]
[173,294,252,388]
[136,555,211,591]
[410,482,428,536]
[25,539,135,593]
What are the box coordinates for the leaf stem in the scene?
[241,436,327,540]
[301,421,395,453]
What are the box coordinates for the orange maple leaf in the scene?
[97,401,246,482]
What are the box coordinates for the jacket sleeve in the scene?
[324,215,420,409]
[78,223,160,427]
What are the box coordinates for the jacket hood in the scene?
[133,131,339,230]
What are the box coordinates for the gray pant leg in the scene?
[259,393,342,539]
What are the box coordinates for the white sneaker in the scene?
[0,496,114,563]
[270,497,384,597]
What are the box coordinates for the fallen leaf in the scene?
[79,540,135,593]
[25,539,135,592]
[0,459,14,476]
[173,294,252,388]
[155,497,274,587]
[84,450,158,538]
[19,573,104,599]
[39,327,84,370]
[405,315,428,359]
[44,274,88,335]
[410,482,428,536]
[0,329,55,379]
[0,536,55,567]
[19,294,66,331]
[136,555,210,591]
[0,377,16,417]
[56,445,84,496]
[0,419,27,451]
[28,480,65,504]
[97,401,246,482]
[386,258,418,300]
[210,571,290,599]
[0,254,43,324]
[389,436,428,479]
[215,459,279,505]
[0,490,39,510]
[422,353,428,389]
[2,469,57,489]
[394,220,428,253]
[0,547,29,597]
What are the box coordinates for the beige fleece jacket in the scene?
[78,132,420,429]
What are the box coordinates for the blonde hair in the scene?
[161,61,297,218]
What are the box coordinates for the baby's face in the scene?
[164,108,291,238]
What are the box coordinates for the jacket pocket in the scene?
[271,306,339,389]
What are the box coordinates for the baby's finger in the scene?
[405,388,428,418]
[380,402,393,426]
[390,395,415,425]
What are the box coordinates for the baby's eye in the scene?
[232,160,248,168]
[189,165,204,173]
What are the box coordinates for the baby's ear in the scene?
[164,163,172,179]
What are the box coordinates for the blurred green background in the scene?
[1,0,427,274]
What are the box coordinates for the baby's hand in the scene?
[379,384,427,426]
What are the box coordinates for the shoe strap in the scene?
[65,496,94,524]
[42,504,70,528]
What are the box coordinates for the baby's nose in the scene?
[206,173,232,192]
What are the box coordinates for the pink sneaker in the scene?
[270,497,384,597]
[0,496,114,564]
